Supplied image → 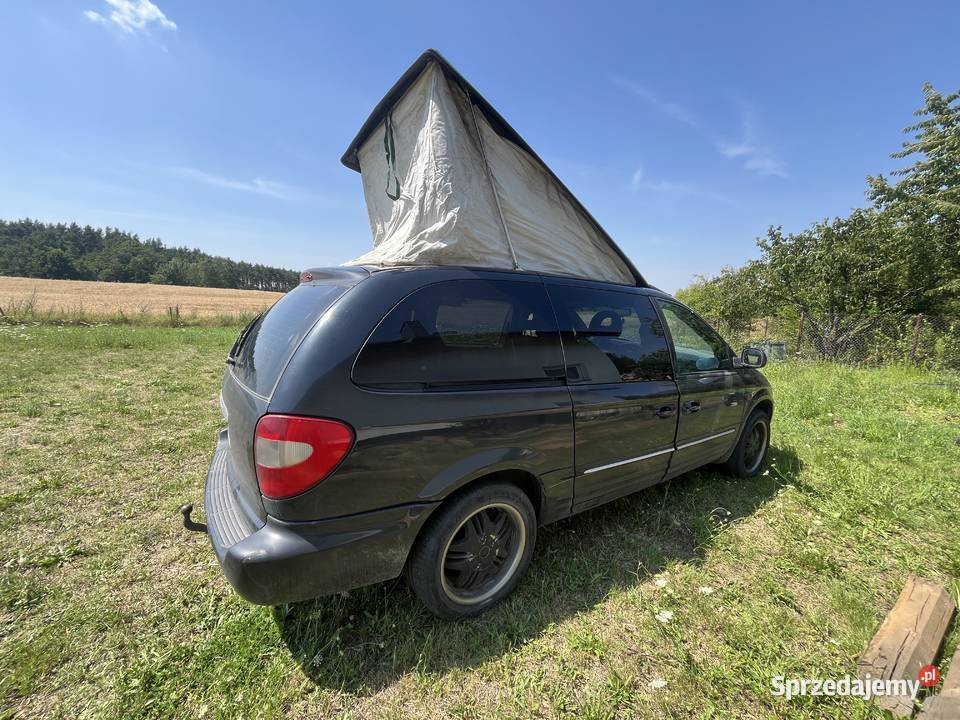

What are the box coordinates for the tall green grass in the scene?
[1,327,958,719]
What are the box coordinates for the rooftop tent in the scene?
[341,50,645,286]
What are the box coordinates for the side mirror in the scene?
[741,347,767,368]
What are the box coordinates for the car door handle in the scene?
[656,405,676,418]
[683,400,702,413]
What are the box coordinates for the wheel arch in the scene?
[720,392,774,463]
[404,467,545,568]
[752,395,774,420]
[428,467,546,523]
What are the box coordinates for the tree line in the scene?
[0,219,299,292]
[676,84,959,358]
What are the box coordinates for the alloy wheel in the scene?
[439,503,526,605]
[743,418,769,473]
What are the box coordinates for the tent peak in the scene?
[340,49,529,173]
[340,49,647,287]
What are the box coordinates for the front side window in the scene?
[655,300,732,373]
[547,286,673,383]
[353,280,564,390]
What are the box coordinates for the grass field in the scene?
[1,323,959,719]
[0,276,283,325]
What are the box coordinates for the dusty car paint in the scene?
[205,265,772,605]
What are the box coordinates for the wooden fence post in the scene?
[858,576,956,718]
[795,315,804,356]
[910,314,924,364]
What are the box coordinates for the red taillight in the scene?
[254,414,354,499]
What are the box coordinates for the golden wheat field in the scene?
[0,275,284,320]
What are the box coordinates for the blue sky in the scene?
[2,1,957,292]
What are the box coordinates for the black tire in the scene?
[724,410,771,478]
[406,482,536,619]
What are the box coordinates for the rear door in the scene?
[653,299,747,476]
[222,268,368,522]
[546,283,679,512]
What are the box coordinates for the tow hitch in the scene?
[179,503,207,533]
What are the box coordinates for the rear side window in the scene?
[547,286,673,383]
[353,280,564,390]
[231,283,346,396]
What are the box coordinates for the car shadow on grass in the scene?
[274,444,803,694]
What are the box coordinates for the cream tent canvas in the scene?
[341,50,644,287]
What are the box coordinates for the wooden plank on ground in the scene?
[918,645,960,719]
[857,576,956,718]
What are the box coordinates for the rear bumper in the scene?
[204,436,436,605]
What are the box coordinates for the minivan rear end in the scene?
[205,266,401,603]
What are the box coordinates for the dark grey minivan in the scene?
[204,265,772,618]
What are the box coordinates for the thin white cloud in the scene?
[173,168,293,199]
[611,77,697,127]
[716,142,752,159]
[717,140,786,177]
[744,154,787,178]
[169,167,342,207]
[84,0,176,34]
[628,166,734,204]
[612,75,787,181]
[717,105,787,178]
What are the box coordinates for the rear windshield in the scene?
[230,283,345,396]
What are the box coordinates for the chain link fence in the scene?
[708,314,960,369]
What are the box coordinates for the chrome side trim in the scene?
[675,427,737,451]
[583,447,675,475]
[581,429,739,476]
